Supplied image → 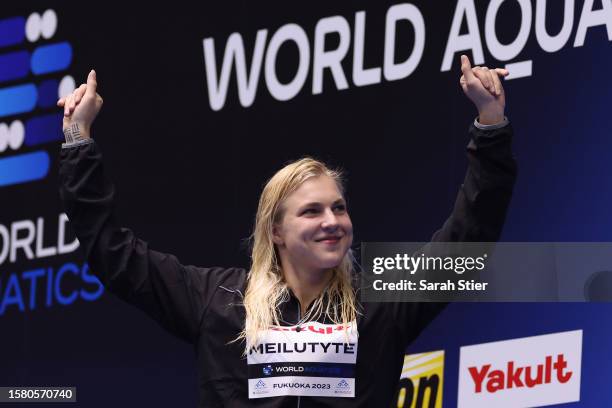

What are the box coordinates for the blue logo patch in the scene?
[263,364,273,376]
[0,10,76,188]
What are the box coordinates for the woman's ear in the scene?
[272,223,284,246]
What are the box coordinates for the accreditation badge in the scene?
[247,321,358,399]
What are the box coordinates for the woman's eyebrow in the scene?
[299,202,323,209]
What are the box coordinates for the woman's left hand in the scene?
[459,54,509,125]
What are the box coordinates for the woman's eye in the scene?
[301,205,345,216]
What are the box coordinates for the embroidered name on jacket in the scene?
[247,321,358,399]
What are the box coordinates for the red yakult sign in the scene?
[458,330,582,408]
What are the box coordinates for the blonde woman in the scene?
[58,55,515,407]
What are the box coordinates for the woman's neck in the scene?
[282,263,332,317]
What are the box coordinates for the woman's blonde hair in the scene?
[237,158,358,353]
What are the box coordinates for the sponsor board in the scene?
[396,350,444,408]
[458,330,582,408]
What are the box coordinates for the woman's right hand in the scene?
[57,70,103,139]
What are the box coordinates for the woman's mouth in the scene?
[316,236,342,244]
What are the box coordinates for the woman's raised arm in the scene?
[57,71,244,344]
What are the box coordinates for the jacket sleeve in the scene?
[58,140,239,344]
[393,121,517,344]
[431,121,516,243]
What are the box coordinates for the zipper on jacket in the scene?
[296,300,301,408]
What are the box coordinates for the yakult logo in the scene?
[458,330,582,408]
[469,354,572,393]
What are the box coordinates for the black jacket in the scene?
[58,122,516,407]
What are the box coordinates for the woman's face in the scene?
[273,175,353,274]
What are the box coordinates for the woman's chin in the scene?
[316,254,345,270]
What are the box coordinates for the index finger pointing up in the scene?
[460,55,476,82]
[85,69,97,97]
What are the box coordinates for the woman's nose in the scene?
[321,208,339,230]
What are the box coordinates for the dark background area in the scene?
[2,1,612,406]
